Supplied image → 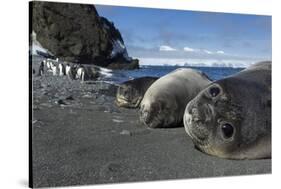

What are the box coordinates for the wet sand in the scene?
[31,56,271,188]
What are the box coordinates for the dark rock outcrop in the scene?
[31,1,139,69]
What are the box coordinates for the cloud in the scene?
[216,50,225,54]
[183,47,196,52]
[203,50,213,54]
[159,45,177,51]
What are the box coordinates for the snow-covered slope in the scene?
[137,58,268,68]
[110,39,131,61]
[31,31,53,57]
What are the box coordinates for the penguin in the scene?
[37,60,45,76]
[51,63,58,76]
[66,64,75,80]
[58,63,66,76]
[76,65,85,81]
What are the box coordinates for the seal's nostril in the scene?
[209,86,220,97]
[193,117,200,122]
[191,108,199,117]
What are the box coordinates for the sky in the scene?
[95,5,271,66]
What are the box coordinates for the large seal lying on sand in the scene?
[183,61,271,159]
[139,68,212,128]
[116,77,158,108]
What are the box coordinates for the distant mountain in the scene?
[183,62,247,68]
[30,1,139,69]
[137,58,251,68]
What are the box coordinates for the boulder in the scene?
[31,1,139,69]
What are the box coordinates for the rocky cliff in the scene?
[30,1,139,69]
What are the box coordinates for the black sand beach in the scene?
[31,56,271,188]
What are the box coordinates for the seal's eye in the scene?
[209,86,220,97]
[221,123,234,139]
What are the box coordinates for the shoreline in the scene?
[31,56,271,188]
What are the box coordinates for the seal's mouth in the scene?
[139,103,165,128]
[184,105,211,145]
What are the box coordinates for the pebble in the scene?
[65,96,74,100]
[120,130,131,136]
[82,94,92,98]
[56,99,67,105]
[41,103,52,107]
[112,119,124,123]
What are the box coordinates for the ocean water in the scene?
[107,65,244,83]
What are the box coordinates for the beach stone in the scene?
[120,130,131,136]
[113,119,124,123]
[65,96,74,100]
[56,99,67,105]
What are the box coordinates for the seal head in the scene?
[139,68,212,128]
[116,77,158,108]
[184,61,271,159]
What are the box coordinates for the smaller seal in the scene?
[116,77,158,108]
[140,68,212,128]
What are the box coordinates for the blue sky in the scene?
[96,5,271,66]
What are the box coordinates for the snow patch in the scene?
[99,67,113,77]
[102,22,110,30]
[111,39,130,61]
[31,31,53,56]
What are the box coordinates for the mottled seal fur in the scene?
[116,77,158,108]
[140,68,212,128]
[183,61,271,159]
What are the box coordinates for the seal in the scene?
[116,77,158,108]
[183,61,271,159]
[139,68,212,128]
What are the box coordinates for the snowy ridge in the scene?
[137,58,269,68]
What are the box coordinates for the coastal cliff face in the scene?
[31,1,139,69]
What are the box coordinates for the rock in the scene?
[113,119,124,123]
[82,94,92,98]
[107,58,139,70]
[56,99,67,105]
[65,96,74,100]
[120,130,131,136]
[31,1,138,69]
[32,120,38,124]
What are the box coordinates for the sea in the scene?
[105,65,244,83]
